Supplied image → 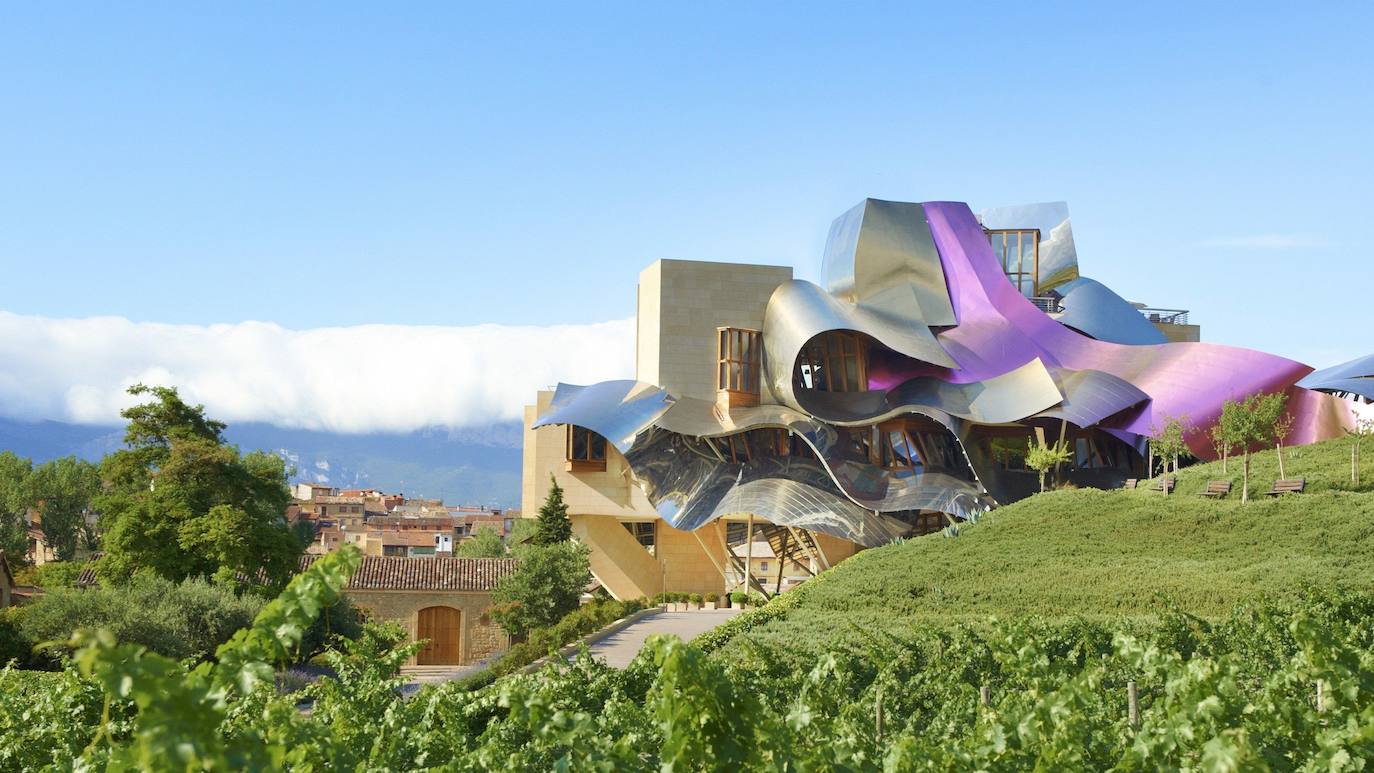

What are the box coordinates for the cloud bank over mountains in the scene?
[0,311,634,433]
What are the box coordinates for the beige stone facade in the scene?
[635,259,793,401]
[346,589,508,666]
[1154,321,1201,343]
[522,258,863,601]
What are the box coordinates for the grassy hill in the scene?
[710,435,1374,658]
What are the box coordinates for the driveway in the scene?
[588,608,742,668]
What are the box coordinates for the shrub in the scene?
[458,596,648,689]
[0,607,35,668]
[32,561,85,589]
[688,593,702,606]
[492,542,592,638]
[729,591,747,606]
[704,593,718,604]
[298,595,366,659]
[19,573,264,662]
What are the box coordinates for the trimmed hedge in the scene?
[456,596,650,690]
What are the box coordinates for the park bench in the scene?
[1199,480,1232,498]
[1266,478,1306,496]
[1123,479,1138,489]
[1149,476,1176,494]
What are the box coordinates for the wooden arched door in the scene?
[416,606,462,665]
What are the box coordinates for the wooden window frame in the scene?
[794,331,869,393]
[984,228,1041,296]
[877,420,923,472]
[717,327,762,408]
[565,425,608,472]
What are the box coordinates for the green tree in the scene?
[28,456,101,561]
[1024,438,1072,493]
[490,541,591,638]
[1219,392,1287,503]
[1274,411,1296,479]
[1349,416,1374,485]
[1147,415,1191,495]
[1209,423,1231,474]
[534,475,572,545]
[0,451,33,563]
[456,524,505,557]
[507,516,539,547]
[96,385,298,590]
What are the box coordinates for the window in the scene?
[717,327,762,407]
[566,426,608,472]
[985,228,1041,296]
[759,561,769,572]
[795,332,868,392]
[622,521,656,554]
[879,422,921,473]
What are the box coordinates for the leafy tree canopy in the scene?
[456,524,505,558]
[0,451,33,562]
[29,456,101,561]
[491,541,591,638]
[1024,439,1072,493]
[96,385,297,590]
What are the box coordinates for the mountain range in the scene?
[0,417,525,509]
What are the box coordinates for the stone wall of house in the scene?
[345,589,509,665]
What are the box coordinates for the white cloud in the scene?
[1195,234,1324,249]
[0,311,635,433]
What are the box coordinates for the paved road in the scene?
[588,608,742,668]
[398,608,740,692]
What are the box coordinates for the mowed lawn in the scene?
[721,436,1374,656]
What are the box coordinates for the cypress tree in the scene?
[535,475,572,545]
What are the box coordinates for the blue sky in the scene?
[1,3,1371,430]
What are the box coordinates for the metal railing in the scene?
[1138,308,1189,325]
[1029,296,1063,314]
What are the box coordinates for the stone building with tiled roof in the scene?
[76,554,517,666]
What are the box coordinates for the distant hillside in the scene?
[710,436,1374,658]
[0,417,524,508]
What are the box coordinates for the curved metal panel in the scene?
[922,200,1351,456]
[822,198,956,326]
[1034,368,1151,428]
[1053,277,1167,346]
[643,395,993,517]
[531,380,673,453]
[792,357,1062,426]
[622,423,989,546]
[761,279,956,409]
[1298,353,1374,401]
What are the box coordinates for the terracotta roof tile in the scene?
[76,553,517,593]
[299,555,517,592]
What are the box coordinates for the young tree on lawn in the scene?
[1349,416,1374,485]
[1219,392,1287,503]
[1024,439,1072,493]
[490,541,591,638]
[534,475,573,545]
[28,456,102,561]
[0,452,33,562]
[456,524,505,557]
[1274,412,1296,480]
[1148,415,1192,495]
[1209,423,1231,474]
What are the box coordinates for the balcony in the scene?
[1138,308,1189,325]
